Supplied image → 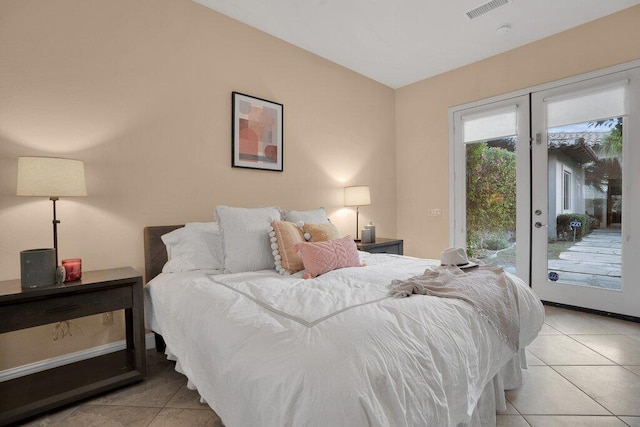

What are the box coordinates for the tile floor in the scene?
[501,305,640,427]
[21,305,640,426]
[23,349,223,427]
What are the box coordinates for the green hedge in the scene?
[556,213,591,240]
[465,142,516,252]
[483,234,510,250]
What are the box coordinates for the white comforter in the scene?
[145,252,544,427]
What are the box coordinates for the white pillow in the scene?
[215,206,282,273]
[161,224,224,273]
[282,208,329,224]
[185,222,224,267]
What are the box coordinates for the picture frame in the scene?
[232,91,284,171]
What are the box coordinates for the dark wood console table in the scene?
[0,267,146,425]
[356,238,404,255]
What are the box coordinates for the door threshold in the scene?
[542,301,640,323]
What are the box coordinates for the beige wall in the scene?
[2,0,639,373]
[396,5,640,259]
[0,0,396,370]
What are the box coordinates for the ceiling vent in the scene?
[466,0,510,20]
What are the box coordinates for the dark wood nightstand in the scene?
[356,238,404,255]
[0,267,146,426]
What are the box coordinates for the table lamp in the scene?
[344,185,371,241]
[17,157,88,266]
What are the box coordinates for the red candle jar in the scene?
[62,258,82,282]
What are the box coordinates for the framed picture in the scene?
[232,91,284,171]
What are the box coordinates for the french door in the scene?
[452,65,640,318]
[531,68,640,317]
[452,96,531,282]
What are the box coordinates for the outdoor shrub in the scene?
[466,142,516,252]
[483,234,510,250]
[556,213,590,240]
[466,235,480,258]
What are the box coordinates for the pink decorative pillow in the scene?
[295,236,361,278]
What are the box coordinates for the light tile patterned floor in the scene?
[502,305,640,426]
[22,305,640,426]
[22,350,223,427]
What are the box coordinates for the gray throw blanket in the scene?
[391,265,520,352]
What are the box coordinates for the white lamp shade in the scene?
[344,185,371,207]
[17,157,87,197]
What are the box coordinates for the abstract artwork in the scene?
[232,92,283,171]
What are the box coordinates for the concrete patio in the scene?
[548,229,622,290]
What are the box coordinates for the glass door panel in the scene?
[466,139,516,274]
[452,96,530,281]
[545,119,622,290]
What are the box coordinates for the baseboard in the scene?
[0,333,156,383]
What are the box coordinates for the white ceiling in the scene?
[193,0,640,89]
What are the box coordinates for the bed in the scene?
[143,212,544,427]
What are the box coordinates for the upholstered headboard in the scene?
[143,225,183,283]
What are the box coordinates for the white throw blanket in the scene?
[391,265,520,352]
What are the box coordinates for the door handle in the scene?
[535,222,548,228]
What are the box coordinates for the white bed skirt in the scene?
[163,346,528,427]
[464,348,527,426]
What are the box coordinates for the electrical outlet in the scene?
[427,208,441,217]
[101,311,113,326]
